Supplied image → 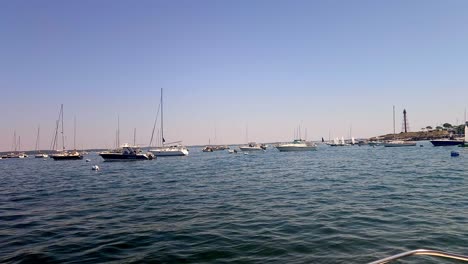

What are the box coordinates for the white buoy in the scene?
[92,165,100,171]
[86,159,91,162]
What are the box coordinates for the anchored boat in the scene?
[239,142,266,151]
[149,88,189,157]
[50,104,83,161]
[460,122,468,147]
[99,144,154,161]
[384,106,416,147]
[276,139,317,152]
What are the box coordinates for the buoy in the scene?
[451,151,460,157]
[92,165,100,170]
[86,159,91,162]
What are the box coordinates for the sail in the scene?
[465,123,468,142]
[341,136,345,144]
[351,137,355,145]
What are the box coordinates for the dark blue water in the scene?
[1,143,467,263]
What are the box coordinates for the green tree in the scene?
[443,123,452,128]
[455,125,464,135]
[426,126,433,130]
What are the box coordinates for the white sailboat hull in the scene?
[150,147,189,156]
[276,146,317,152]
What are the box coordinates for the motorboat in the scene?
[99,144,154,161]
[202,145,229,152]
[430,138,464,146]
[202,146,214,152]
[2,152,27,159]
[35,153,49,158]
[239,142,266,151]
[276,139,317,152]
[213,145,230,151]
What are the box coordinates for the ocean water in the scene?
[1,143,467,264]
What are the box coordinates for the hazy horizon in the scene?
[2,0,468,152]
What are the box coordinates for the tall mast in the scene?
[18,136,21,152]
[393,105,396,136]
[465,108,467,123]
[51,106,61,151]
[13,130,17,152]
[60,104,65,151]
[35,125,40,151]
[117,115,120,147]
[246,124,248,143]
[161,88,164,146]
[134,128,136,146]
[74,116,76,150]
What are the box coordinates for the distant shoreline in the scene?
[369,130,455,141]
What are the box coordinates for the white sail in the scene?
[341,136,345,144]
[351,137,355,145]
[465,123,468,142]
[333,138,339,144]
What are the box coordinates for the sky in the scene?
[1,0,468,151]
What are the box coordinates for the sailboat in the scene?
[384,106,416,147]
[149,88,189,157]
[34,126,48,158]
[50,104,83,160]
[459,122,468,148]
[329,136,349,146]
[2,132,27,159]
[239,125,266,151]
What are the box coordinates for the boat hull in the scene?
[150,149,189,157]
[239,147,264,151]
[276,146,317,152]
[99,153,152,161]
[430,140,463,146]
[51,155,83,160]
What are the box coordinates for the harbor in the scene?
[2,0,468,263]
[1,142,467,263]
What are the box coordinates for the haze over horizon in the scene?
[1,0,468,151]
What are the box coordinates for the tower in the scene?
[402,109,410,133]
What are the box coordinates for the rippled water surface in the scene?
[1,143,467,263]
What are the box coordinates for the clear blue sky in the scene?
[1,0,468,151]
